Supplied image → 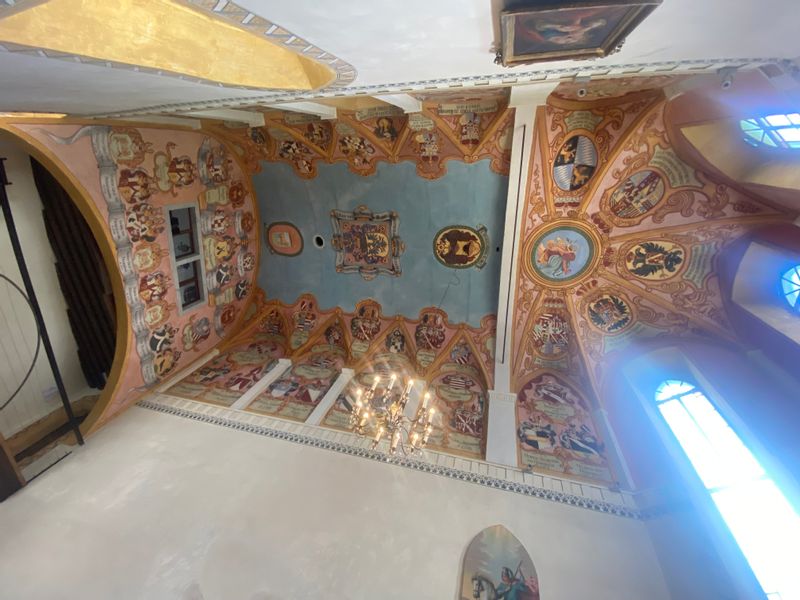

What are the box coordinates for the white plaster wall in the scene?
[0,138,92,437]
[0,406,671,600]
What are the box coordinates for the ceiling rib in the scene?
[376,94,422,113]
[267,101,337,120]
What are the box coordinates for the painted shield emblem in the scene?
[625,240,685,280]
[553,135,598,191]
[587,294,633,333]
[433,225,489,269]
[609,170,665,219]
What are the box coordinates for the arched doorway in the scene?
[0,130,126,490]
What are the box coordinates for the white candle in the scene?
[390,429,400,453]
[374,426,384,443]
[387,373,397,391]
[371,375,380,391]
[421,391,431,410]
[405,379,414,394]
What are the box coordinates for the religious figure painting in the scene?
[499,1,661,66]
[460,525,539,600]
[330,205,405,280]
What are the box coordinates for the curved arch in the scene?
[459,524,539,600]
[0,123,130,435]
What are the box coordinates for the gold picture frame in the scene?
[499,1,662,66]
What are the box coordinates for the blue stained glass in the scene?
[782,266,800,309]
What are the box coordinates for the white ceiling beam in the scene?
[376,94,422,114]
[114,115,202,130]
[178,108,265,127]
[267,101,337,120]
[509,81,561,108]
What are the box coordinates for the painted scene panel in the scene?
[165,335,285,407]
[516,372,613,483]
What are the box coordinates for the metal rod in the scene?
[0,157,84,445]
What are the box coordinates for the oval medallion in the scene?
[265,221,303,256]
[624,240,686,281]
[609,170,665,219]
[433,225,488,269]
[553,135,598,192]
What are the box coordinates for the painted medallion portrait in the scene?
[530,225,595,285]
[553,135,597,191]
[265,221,303,256]
[625,240,685,280]
[609,170,665,219]
[433,225,489,269]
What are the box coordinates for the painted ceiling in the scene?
[214,90,514,327]
[1,0,799,114]
[207,77,799,484]
[509,84,797,483]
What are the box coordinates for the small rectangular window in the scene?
[166,205,205,312]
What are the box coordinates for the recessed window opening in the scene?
[781,265,800,312]
[740,114,800,149]
[655,380,800,600]
[167,205,205,312]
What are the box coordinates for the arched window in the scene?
[655,380,800,600]
[740,114,800,149]
[781,265,800,311]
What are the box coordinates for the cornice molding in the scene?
[139,393,680,520]
[95,57,787,119]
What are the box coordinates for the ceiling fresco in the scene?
[173,292,496,458]
[510,85,798,483]
[211,90,514,327]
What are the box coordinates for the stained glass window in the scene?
[655,381,800,600]
[782,265,800,310]
[740,114,800,149]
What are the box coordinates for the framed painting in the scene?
[499,1,661,66]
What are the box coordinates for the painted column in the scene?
[305,368,354,425]
[487,83,558,468]
[230,358,292,410]
[592,407,635,490]
[485,391,518,467]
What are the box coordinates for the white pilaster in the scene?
[403,380,426,421]
[592,407,635,490]
[485,390,518,467]
[493,102,537,393]
[230,358,292,410]
[305,368,354,425]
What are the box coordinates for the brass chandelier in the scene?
[349,373,435,455]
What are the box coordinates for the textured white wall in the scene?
[0,137,92,438]
[0,406,673,600]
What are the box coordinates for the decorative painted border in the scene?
[96,57,787,119]
[0,0,355,92]
[136,393,682,520]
